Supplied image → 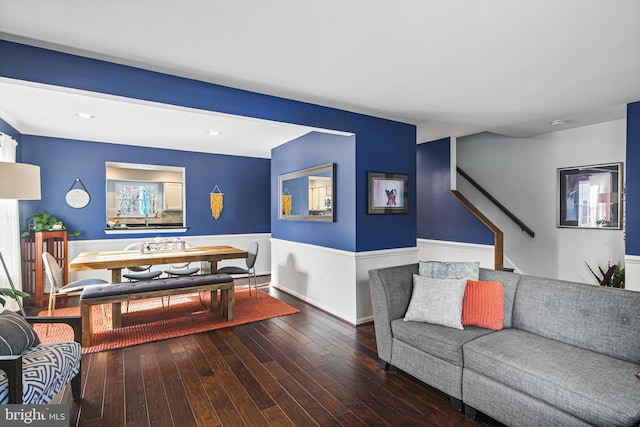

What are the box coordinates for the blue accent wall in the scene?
[416,138,493,245]
[0,40,408,136]
[1,40,416,252]
[272,132,357,251]
[354,121,417,251]
[19,136,271,240]
[626,101,640,255]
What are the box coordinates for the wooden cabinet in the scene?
[20,231,68,308]
[163,182,183,211]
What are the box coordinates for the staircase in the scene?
[453,167,535,271]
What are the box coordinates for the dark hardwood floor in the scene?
[45,278,502,426]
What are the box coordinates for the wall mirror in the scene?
[558,162,622,229]
[105,162,186,232]
[279,163,335,222]
[65,178,91,208]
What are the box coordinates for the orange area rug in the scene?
[35,288,299,354]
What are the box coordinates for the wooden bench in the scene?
[79,273,234,346]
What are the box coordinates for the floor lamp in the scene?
[0,161,42,315]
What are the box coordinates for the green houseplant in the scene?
[585,261,625,289]
[0,288,29,308]
[21,211,80,237]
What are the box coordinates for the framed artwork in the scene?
[367,171,409,214]
[557,162,622,229]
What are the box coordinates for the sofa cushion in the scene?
[513,275,640,364]
[419,261,479,280]
[0,341,81,404]
[404,275,466,329]
[463,329,640,427]
[0,311,40,356]
[478,268,520,328]
[392,319,493,366]
[462,280,504,330]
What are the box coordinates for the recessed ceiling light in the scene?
[76,113,94,119]
[550,119,566,126]
[207,130,221,136]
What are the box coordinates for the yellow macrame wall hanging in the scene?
[282,188,292,215]
[210,185,223,220]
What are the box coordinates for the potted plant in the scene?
[585,261,625,289]
[21,211,80,237]
[0,288,29,309]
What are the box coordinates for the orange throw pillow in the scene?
[462,280,504,330]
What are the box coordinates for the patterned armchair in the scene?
[0,311,82,404]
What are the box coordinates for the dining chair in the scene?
[217,241,259,302]
[42,252,108,333]
[122,243,162,312]
[163,242,200,277]
[163,242,200,307]
[122,243,163,281]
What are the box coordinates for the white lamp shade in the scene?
[0,161,41,199]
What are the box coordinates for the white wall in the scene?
[624,255,640,292]
[417,239,495,269]
[270,238,418,325]
[457,120,626,283]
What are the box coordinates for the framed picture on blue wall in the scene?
[558,162,622,229]
[367,171,409,214]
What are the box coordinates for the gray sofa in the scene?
[369,263,640,427]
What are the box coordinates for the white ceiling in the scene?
[0,78,333,158]
[0,0,639,157]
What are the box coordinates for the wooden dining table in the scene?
[69,245,248,283]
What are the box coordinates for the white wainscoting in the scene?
[68,233,272,283]
[416,239,495,269]
[624,255,640,292]
[354,247,420,323]
[270,238,418,325]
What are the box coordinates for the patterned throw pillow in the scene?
[462,280,504,330]
[418,261,480,280]
[0,310,40,356]
[404,275,467,329]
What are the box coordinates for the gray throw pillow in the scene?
[0,310,40,355]
[404,275,467,329]
[419,261,480,280]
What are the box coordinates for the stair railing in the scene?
[457,167,535,238]
[450,190,504,271]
